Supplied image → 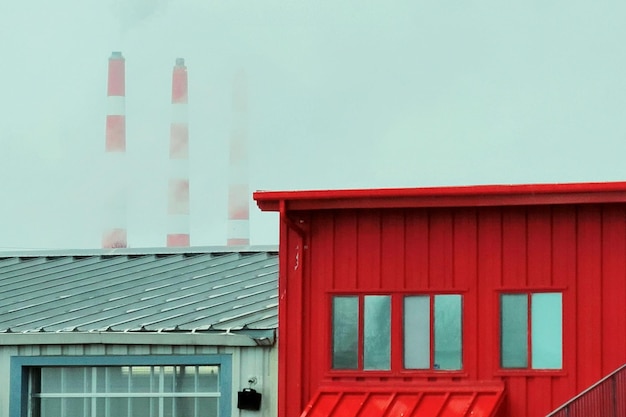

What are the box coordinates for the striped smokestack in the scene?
[102,51,127,248]
[227,71,250,246]
[167,58,190,247]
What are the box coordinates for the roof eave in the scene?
[254,181,626,212]
[0,330,276,347]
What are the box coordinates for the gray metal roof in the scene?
[0,248,278,339]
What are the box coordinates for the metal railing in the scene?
[547,364,626,417]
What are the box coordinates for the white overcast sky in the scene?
[1,1,626,251]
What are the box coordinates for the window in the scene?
[404,294,462,370]
[500,292,563,369]
[332,295,391,370]
[10,355,232,417]
[331,293,463,372]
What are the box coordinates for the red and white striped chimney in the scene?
[167,58,190,247]
[227,71,250,246]
[102,51,127,248]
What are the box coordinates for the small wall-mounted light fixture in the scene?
[237,376,262,411]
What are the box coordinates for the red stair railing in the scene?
[547,364,626,417]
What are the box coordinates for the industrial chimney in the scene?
[167,58,190,247]
[227,71,250,246]
[102,51,128,248]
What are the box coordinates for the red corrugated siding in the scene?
[277,203,626,417]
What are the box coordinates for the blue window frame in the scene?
[10,354,232,417]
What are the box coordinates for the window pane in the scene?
[174,397,196,417]
[107,367,129,392]
[130,366,152,393]
[39,398,61,417]
[63,367,86,393]
[532,293,563,369]
[174,366,196,393]
[364,295,391,370]
[163,397,174,417]
[501,294,528,368]
[163,366,176,393]
[198,398,219,416]
[41,368,62,393]
[403,296,430,369]
[130,397,150,417]
[65,397,87,417]
[434,294,462,370]
[108,397,128,416]
[332,296,359,369]
[95,367,106,392]
[95,397,105,416]
[198,366,219,391]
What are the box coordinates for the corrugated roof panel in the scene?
[0,249,278,334]
[301,383,505,417]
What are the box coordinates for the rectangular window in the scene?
[363,295,391,370]
[332,296,359,369]
[331,295,391,370]
[501,294,528,368]
[500,292,563,369]
[403,296,430,369]
[331,293,463,372]
[10,355,232,417]
[404,294,463,370]
[30,365,219,417]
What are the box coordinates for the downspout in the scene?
[278,200,307,417]
[279,200,305,239]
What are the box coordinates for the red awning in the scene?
[300,382,505,417]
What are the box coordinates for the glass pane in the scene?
[532,292,563,369]
[163,397,174,417]
[95,367,106,392]
[501,294,528,368]
[163,366,176,393]
[95,397,105,417]
[364,295,391,370]
[198,398,219,416]
[65,397,86,417]
[150,397,159,416]
[40,398,61,417]
[108,397,129,416]
[107,367,129,392]
[63,367,87,393]
[130,397,151,417]
[130,366,152,393]
[404,296,430,369]
[41,368,62,393]
[174,366,196,393]
[174,397,195,417]
[332,296,359,369]
[434,294,462,370]
[198,366,219,391]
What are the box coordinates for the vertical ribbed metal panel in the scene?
[282,203,626,417]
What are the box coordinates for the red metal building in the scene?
[255,182,626,417]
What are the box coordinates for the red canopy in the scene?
[300,382,505,417]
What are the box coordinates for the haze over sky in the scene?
[1,1,626,251]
